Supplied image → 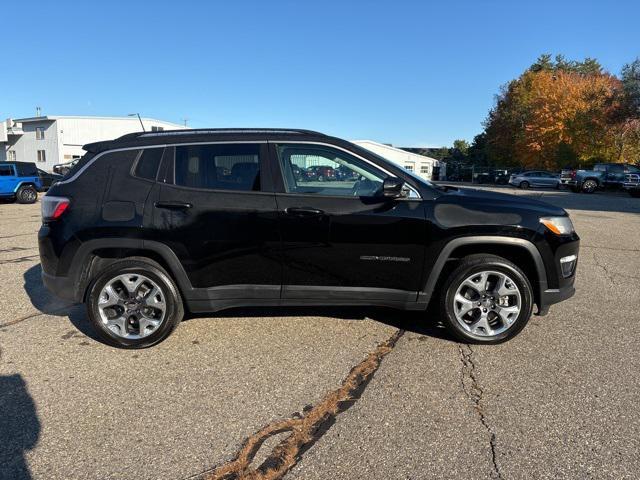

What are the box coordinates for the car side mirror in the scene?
[382,176,405,198]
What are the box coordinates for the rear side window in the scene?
[608,164,624,173]
[134,148,164,180]
[174,144,261,191]
[15,163,38,176]
[0,165,13,176]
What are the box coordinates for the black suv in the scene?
[39,129,579,348]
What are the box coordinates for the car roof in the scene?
[83,128,335,153]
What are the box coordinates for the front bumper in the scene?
[537,282,575,316]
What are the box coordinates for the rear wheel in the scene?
[87,259,184,348]
[582,179,598,193]
[440,254,534,344]
[16,185,38,204]
[519,181,530,189]
[629,190,640,198]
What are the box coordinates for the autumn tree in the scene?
[484,54,628,169]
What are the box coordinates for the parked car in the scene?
[52,158,80,175]
[0,161,42,203]
[509,171,560,189]
[305,165,336,181]
[37,169,63,191]
[335,165,360,181]
[40,128,579,348]
[623,172,640,198]
[564,163,640,193]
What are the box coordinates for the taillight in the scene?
[42,196,70,221]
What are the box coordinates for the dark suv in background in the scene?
[39,129,579,348]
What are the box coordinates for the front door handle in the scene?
[154,201,193,210]
[284,207,324,216]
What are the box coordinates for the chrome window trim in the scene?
[54,139,421,200]
[55,141,268,186]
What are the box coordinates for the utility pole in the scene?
[128,113,146,132]
[182,118,189,127]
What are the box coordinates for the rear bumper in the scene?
[42,271,80,302]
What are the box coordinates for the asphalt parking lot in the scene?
[1,187,639,480]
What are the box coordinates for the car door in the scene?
[606,164,625,186]
[271,142,427,303]
[538,172,555,187]
[0,164,17,194]
[152,142,281,300]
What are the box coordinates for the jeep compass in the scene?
[39,129,579,348]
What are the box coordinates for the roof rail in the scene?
[116,128,327,141]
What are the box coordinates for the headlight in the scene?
[539,216,574,235]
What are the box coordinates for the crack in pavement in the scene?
[201,329,405,480]
[591,251,640,286]
[581,245,640,253]
[0,232,35,240]
[458,344,502,479]
[0,305,75,329]
[0,254,40,265]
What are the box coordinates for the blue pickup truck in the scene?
[560,162,640,193]
[0,161,42,203]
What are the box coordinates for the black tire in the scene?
[86,258,184,348]
[16,185,38,204]
[440,254,534,344]
[318,175,324,182]
[519,181,530,190]
[629,190,640,198]
[582,179,598,193]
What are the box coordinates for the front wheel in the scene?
[16,185,38,204]
[440,254,534,344]
[87,259,184,348]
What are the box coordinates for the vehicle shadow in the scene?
[184,304,454,342]
[23,264,453,345]
[0,374,40,480]
[22,264,101,342]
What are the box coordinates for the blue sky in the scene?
[2,0,639,147]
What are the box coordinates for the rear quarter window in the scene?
[133,148,164,181]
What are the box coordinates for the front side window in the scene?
[174,143,261,191]
[276,144,387,197]
[36,127,45,140]
[37,150,46,162]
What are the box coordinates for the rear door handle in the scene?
[284,207,324,216]
[154,201,193,210]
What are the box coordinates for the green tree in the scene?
[621,58,640,116]
[453,139,470,156]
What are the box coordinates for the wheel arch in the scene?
[420,236,547,310]
[71,239,192,302]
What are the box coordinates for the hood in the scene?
[438,186,566,216]
[432,186,567,229]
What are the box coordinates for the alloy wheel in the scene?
[97,273,166,339]
[452,270,522,337]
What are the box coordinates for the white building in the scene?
[0,115,186,171]
[352,140,445,181]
